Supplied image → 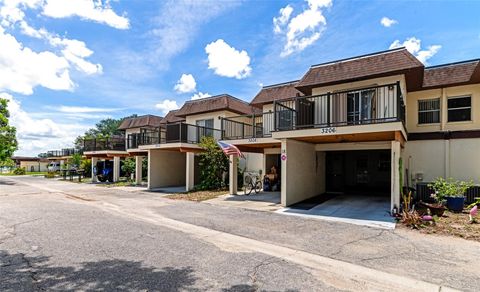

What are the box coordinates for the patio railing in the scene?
[129,122,222,146]
[83,136,126,152]
[273,82,405,131]
[221,112,274,140]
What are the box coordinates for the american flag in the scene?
[217,141,245,158]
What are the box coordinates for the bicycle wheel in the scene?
[254,180,262,194]
[243,175,252,195]
[244,182,254,195]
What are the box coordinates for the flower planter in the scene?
[419,201,446,217]
[446,196,465,212]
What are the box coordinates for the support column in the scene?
[135,156,143,185]
[60,159,65,168]
[186,152,195,191]
[445,140,450,178]
[229,155,238,195]
[91,157,98,183]
[113,156,120,182]
[391,141,401,213]
[147,150,153,189]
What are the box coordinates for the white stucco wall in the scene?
[404,138,480,184]
[20,161,49,172]
[243,153,263,173]
[148,150,186,189]
[281,139,325,206]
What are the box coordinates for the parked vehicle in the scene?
[48,162,60,172]
[96,160,114,182]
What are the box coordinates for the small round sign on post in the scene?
[281,154,287,161]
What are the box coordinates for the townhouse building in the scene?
[221,48,480,212]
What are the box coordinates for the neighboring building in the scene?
[12,156,49,172]
[83,114,163,183]
[38,148,83,170]
[138,94,262,192]
[221,47,480,212]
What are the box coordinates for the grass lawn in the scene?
[401,210,480,242]
[166,190,228,202]
[0,171,48,176]
[95,180,139,187]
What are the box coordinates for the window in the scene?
[196,119,214,137]
[418,98,440,124]
[448,96,471,122]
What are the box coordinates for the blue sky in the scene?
[0,0,479,156]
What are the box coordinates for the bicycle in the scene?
[243,172,262,195]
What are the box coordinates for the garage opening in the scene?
[326,150,391,196]
[264,154,281,192]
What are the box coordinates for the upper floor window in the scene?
[418,98,440,124]
[448,96,471,122]
[196,119,214,137]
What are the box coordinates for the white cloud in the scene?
[174,74,197,93]
[273,5,293,33]
[205,39,251,79]
[42,0,129,29]
[155,99,179,115]
[389,37,441,64]
[380,17,397,27]
[56,105,122,113]
[0,27,73,95]
[274,0,332,57]
[190,92,211,100]
[1,93,91,156]
[0,0,110,95]
[150,0,240,68]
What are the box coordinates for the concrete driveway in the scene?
[278,195,395,229]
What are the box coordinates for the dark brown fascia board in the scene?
[175,107,252,118]
[295,67,424,95]
[409,130,480,140]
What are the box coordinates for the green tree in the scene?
[0,98,18,162]
[75,115,137,148]
[71,153,82,167]
[197,136,229,190]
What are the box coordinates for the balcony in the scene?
[83,136,126,152]
[127,131,162,149]
[132,122,222,147]
[41,148,83,158]
[221,112,274,140]
[274,82,405,131]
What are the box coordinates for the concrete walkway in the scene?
[207,192,282,211]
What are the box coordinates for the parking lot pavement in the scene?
[1,176,479,291]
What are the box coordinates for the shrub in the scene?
[428,177,474,203]
[44,172,55,179]
[122,157,135,179]
[12,167,26,175]
[197,136,229,190]
[80,159,91,177]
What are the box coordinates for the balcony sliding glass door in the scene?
[347,89,375,124]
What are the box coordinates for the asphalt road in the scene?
[1,176,479,291]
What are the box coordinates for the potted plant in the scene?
[428,178,473,212]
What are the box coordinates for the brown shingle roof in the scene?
[117,114,163,130]
[296,48,424,94]
[160,110,185,124]
[421,60,480,89]
[175,94,254,117]
[250,81,304,107]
